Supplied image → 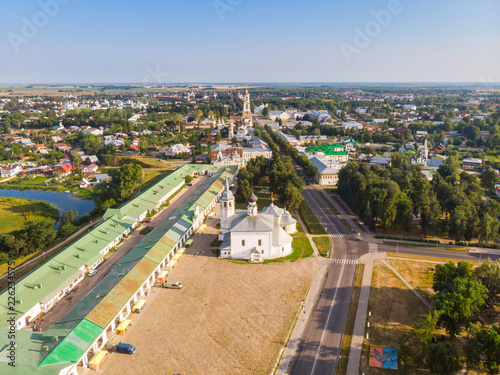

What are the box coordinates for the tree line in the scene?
[338,155,499,243]
[399,259,500,375]
[262,125,319,180]
[235,155,304,212]
[0,209,79,264]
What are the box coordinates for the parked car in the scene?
[116,342,136,354]
[88,270,97,277]
[143,218,152,223]
[163,280,182,289]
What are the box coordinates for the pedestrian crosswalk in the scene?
[331,233,349,238]
[330,258,359,265]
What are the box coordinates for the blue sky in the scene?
[0,0,498,83]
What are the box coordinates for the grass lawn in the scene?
[341,219,355,234]
[484,151,500,163]
[0,197,59,235]
[74,188,96,200]
[115,155,171,169]
[312,236,331,257]
[141,170,173,191]
[324,188,338,195]
[299,201,326,235]
[264,236,314,263]
[318,190,340,215]
[337,264,364,375]
[292,222,305,237]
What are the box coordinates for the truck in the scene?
[116,342,136,354]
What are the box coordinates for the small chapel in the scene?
[218,179,297,262]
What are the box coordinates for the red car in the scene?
[143,218,152,223]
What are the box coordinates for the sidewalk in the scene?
[346,248,386,375]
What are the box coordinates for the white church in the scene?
[218,180,297,262]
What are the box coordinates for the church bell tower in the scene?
[219,173,235,240]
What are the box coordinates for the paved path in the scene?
[346,248,385,375]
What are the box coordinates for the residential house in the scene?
[57,163,73,177]
[462,158,482,169]
[368,155,391,169]
[342,121,364,130]
[95,174,111,184]
[82,164,98,175]
[0,164,22,178]
[84,155,99,165]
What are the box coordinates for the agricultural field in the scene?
[0,197,58,235]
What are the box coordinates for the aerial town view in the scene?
[0,1,499,375]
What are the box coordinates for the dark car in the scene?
[116,342,136,354]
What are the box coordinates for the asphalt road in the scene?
[302,189,351,237]
[288,188,500,375]
[290,238,367,375]
[380,243,500,262]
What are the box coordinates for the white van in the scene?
[163,280,182,289]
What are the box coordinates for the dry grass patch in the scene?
[359,260,428,375]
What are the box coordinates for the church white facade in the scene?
[219,182,297,262]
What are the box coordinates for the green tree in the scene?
[466,323,500,374]
[433,276,486,337]
[478,214,499,245]
[396,192,413,234]
[282,182,303,212]
[474,258,500,315]
[236,179,251,203]
[60,209,78,227]
[25,220,57,252]
[115,163,143,201]
[70,150,82,168]
[425,341,462,375]
[481,166,499,190]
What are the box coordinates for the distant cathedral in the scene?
[219,178,297,262]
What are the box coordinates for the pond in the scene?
[0,189,95,228]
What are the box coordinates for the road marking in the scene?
[304,190,347,236]
[331,258,358,265]
[310,259,345,375]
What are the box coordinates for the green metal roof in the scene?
[40,319,103,366]
[0,164,238,372]
[0,166,200,326]
[306,144,348,156]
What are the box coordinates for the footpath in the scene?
[346,247,385,375]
